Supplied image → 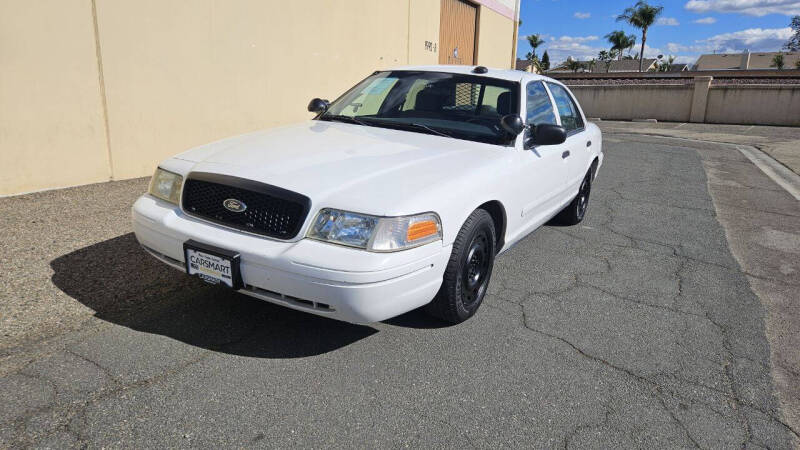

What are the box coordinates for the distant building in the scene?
[515,58,540,73]
[594,59,658,73]
[694,51,800,70]
[548,58,658,73]
[667,63,690,72]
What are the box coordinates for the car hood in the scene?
[174,121,508,215]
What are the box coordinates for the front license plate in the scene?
[183,240,242,289]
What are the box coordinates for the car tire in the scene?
[426,209,496,324]
[553,168,592,226]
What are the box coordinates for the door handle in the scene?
[586,141,592,147]
[562,150,570,159]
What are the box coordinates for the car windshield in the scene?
[319,71,519,146]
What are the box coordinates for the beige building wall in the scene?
[1,0,516,195]
[95,0,414,181]
[0,0,110,195]
[408,0,442,66]
[475,6,515,69]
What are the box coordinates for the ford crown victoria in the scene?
[132,65,603,324]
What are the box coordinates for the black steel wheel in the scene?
[554,169,593,226]
[575,173,591,221]
[462,227,491,309]
[426,209,496,324]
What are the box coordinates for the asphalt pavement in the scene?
[1,124,798,448]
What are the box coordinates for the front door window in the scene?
[525,81,557,127]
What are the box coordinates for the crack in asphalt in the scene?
[561,401,614,449]
[489,291,800,442]
[518,306,700,448]
[487,136,799,445]
[553,212,798,289]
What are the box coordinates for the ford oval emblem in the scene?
[223,198,247,213]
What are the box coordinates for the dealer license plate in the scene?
[183,240,242,289]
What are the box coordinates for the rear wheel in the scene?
[553,169,592,226]
[426,209,496,324]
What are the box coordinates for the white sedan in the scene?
[132,65,603,324]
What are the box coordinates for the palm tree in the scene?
[526,54,542,73]
[622,34,637,58]
[657,55,675,72]
[617,1,664,72]
[565,58,582,73]
[598,50,615,73]
[605,31,625,60]
[605,31,636,60]
[526,34,545,60]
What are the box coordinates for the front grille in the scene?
[181,173,311,239]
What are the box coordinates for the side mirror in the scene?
[529,124,567,147]
[307,98,330,113]
[500,114,525,136]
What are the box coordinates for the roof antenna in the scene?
[472,66,488,74]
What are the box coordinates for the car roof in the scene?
[388,64,558,85]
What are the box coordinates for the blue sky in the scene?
[517,0,799,65]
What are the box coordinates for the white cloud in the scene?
[574,12,591,19]
[657,17,681,25]
[553,35,600,43]
[684,0,800,16]
[642,46,665,59]
[666,42,685,53]
[535,28,785,67]
[540,34,670,64]
[661,27,791,55]
[538,34,604,64]
[693,16,718,23]
[699,27,793,51]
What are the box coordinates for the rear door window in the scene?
[547,83,584,132]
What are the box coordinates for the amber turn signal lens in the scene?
[406,220,439,241]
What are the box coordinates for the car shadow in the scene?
[383,308,450,329]
[50,233,379,358]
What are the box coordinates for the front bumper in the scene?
[132,195,450,323]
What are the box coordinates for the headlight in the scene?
[307,208,442,252]
[148,168,183,204]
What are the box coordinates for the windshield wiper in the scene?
[320,114,371,126]
[407,122,454,139]
[366,118,454,139]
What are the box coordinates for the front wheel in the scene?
[426,209,496,324]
